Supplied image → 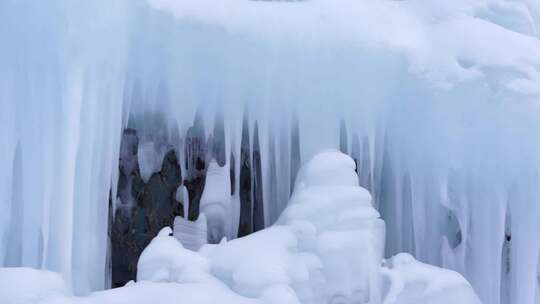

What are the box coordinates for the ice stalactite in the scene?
[400,173,416,256]
[360,136,373,194]
[252,122,265,232]
[351,134,361,175]
[501,211,511,304]
[290,113,301,193]
[212,113,227,167]
[229,151,236,196]
[238,113,253,237]
[442,207,462,250]
[266,132,279,225]
[278,120,292,217]
[184,112,208,221]
[378,147,399,257]
[4,144,23,267]
[2,1,540,303]
[339,119,348,155]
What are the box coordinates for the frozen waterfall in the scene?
[1,0,540,303]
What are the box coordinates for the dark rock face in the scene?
[111,129,183,288]
[238,113,253,237]
[252,122,264,232]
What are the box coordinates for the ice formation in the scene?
[0,151,481,304]
[173,215,208,252]
[199,160,233,243]
[1,0,540,303]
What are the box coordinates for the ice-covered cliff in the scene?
[1,1,540,303]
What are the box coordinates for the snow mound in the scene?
[381,253,482,304]
[137,227,211,284]
[0,268,71,304]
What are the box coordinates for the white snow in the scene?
[0,268,71,304]
[148,0,540,96]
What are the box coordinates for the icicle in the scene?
[213,112,226,167]
[359,136,372,192]
[290,113,301,194]
[501,211,511,304]
[238,112,253,237]
[267,132,279,225]
[351,134,361,175]
[184,111,207,221]
[252,121,265,232]
[339,118,349,155]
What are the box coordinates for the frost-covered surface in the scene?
[0,151,480,304]
[1,0,540,303]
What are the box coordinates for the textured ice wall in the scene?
[0,0,130,294]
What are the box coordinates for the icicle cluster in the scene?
[1,1,540,303]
